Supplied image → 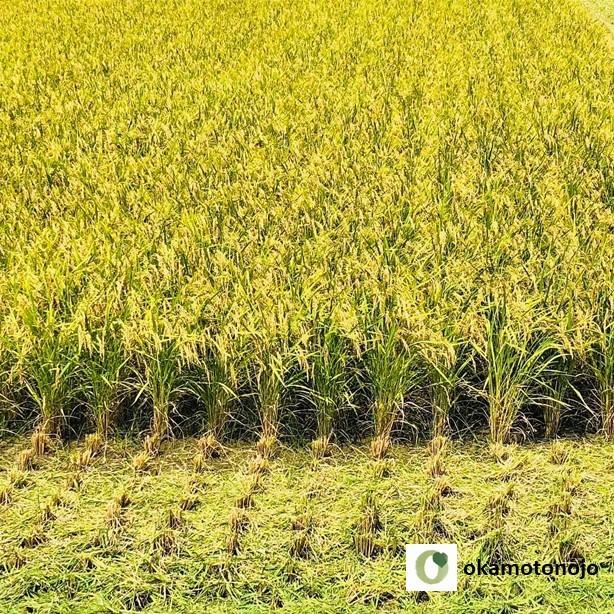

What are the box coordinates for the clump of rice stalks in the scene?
[427,435,449,457]
[82,322,126,438]
[167,508,183,530]
[153,530,178,557]
[353,528,380,560]
[0,485,13,506]
[290,512,314,559]
[17,320,79,437]
[226,532,241,556]
[75,555,95,572]
[188,474,207,494]
[420,484,444,515]
[147,344,181,442]
[106,491,131,529]
[311,436,332,460]
[489,441,515,464]
[189,340,238,452]
[433,476,454,498]
[422,333,467,437]
[143,432,162,457]
[485,483,515,530]
[74,447,95,470]
[116,491,131,508]
[308,325,349,459]
[235,492,253,510]
[353,492,382,558]
[20,524,47,549]
[542,390,567,440]
[123,590,154,612]
[247,471,264,492]
[40,502,56,524]
[231,472,261,509]
[494,457,524,482]
[547,469,579,534]
[253,348,286,458]
[132,334,187,445]
[31,429,52,457]
[415,508,452,542]
[133,451,152,472]
[105,502,123,529]
[548,492,573,533]
[426,437,448,478]
[198,432,223,460]
[539,308,575,438]
[372,459,393,479]
[589,299,614,439]
[549,441,569,465]
[426,453,447,479]
[255,435,278,460]
[17,448,36,471]
[415,500,451,541]
[415,473,455,541]
[477,300,559,444]
[66,471,83,491]
[193,454,206,474]
[556,531,584,564]
[84,432,105,457]
[478,528,511,566]
[150,508,183,557]
[561,470,581,496]
[179,494,199,512]
[0,549,26,572]
[14,430,45,471]
[229,508,249,534]
[364,322,421,459]
[248,455,271,476]
[227,507,249,556]
[541,358,573,440]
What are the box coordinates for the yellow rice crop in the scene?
[0,0,612,448]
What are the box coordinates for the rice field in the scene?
[0,0,613,609]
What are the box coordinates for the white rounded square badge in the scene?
[406,544,458,592]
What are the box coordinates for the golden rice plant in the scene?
[308,322,350,457]
[363,320,421,459]
[476,299,561,444]
[422,330,469,438]
[189,334,240,453]
[589,298,614,439]
[0,0,610,451]
[253,347,287,457]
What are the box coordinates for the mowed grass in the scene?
[0,437,613,612]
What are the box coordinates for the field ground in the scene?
[0,437,613,612]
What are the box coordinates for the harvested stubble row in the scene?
[0,438,611,611]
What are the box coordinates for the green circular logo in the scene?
[415,550,449,584]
